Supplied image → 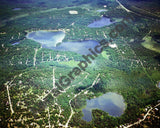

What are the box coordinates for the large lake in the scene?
[26,30,99,55]
[88,17,115,28]
[52,40,99,55]
[82,92,126,122]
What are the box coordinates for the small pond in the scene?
[82,92,126,122]
[88,17,115,28]
[13,8,22,11]
[12,42,20,45]
[158,82,160,88]
[96,9,107,12]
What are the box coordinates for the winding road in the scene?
[124,103,160,128]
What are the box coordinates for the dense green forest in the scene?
[0,0,160,127]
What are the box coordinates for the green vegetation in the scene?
[142,35,160,53]
[0,0,160,128]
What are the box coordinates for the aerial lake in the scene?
[26,30,99,55]
[88,17,115,28]
[82,92,126,122]
[26,30,65,47]
[52,40,99,55]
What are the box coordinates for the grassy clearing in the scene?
[142,36,160,53]
[59,60,79,67]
